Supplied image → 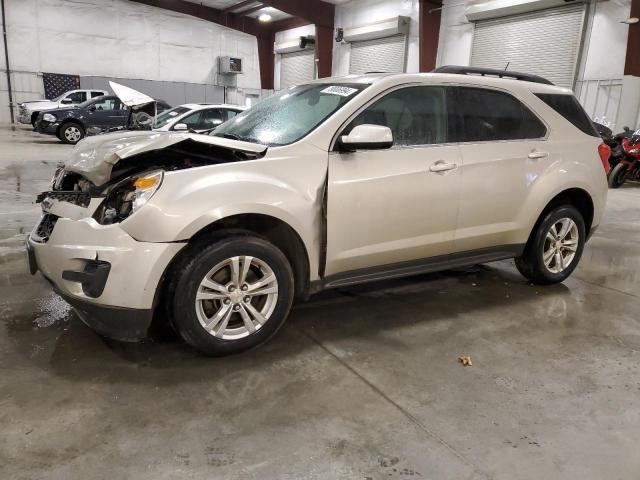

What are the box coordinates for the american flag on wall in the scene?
[42,73,80,100]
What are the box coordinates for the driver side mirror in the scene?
[88,105,96,112]
[337,124,393,152]
[61,98,73,104]
[174,123,188,131]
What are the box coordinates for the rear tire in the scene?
[169,235,295,356]
[608,163,628,188]
[59,122,85,144]
[515,205,585,285]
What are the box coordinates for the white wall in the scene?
[333,0,420,76]
[274,24,316,90]
[1,0,263,122]
[6,0,261,87]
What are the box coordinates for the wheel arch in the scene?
[56,118,84,137]
[166,213,311,302]
[525,188,594,250]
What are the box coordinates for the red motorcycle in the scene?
[608,128,640,188]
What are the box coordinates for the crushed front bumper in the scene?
[18,112,32,124]
[27,198,186,341]
[35,120,58,135]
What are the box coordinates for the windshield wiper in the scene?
[217,133,241,140]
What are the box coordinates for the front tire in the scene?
[59,122,85,144]
[608,162,628,188]
[169,236,295,356]
[515,205,585,284]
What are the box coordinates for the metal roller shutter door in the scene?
[470,4,586,88]
[280,49,315,89]
[349,35,407,75]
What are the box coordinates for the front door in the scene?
[325,85,461,276]
[86,97,128,129]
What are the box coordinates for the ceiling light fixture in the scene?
[621,17,639,24]
[258,13,272,22]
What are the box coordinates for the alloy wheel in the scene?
[195,256,279,340]
[64,126,81,142]
[542,217,579,274]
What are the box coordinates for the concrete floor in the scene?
[1,125,639,480]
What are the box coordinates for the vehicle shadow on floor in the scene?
[4,260,573,386]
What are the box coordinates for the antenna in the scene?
[504,62,510,71]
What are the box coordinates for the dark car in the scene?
[35,95,171,144]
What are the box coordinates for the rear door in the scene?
[450,86,548,252]
[325,85,462,275]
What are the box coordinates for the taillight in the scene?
[598,143,611,173]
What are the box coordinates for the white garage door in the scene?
[471,4,586,88]
[349,35,407,75]
[280,49,315,89]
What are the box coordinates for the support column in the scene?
[315,24,334,78]
[257,31,275,90]
[618,0,640,128]
[624,0,639,77]
[419,0,442,72]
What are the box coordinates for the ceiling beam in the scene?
[222,0,259,13]
[259,0,334,27]
[239,4,267,16]
[270,16,312,33]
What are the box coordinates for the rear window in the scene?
[535,93,599,137]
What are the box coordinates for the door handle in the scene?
[429,161,457,173]
[528,150,548,159]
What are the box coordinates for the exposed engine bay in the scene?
[36,136,267,226]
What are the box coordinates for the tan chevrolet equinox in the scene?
[28,66,609,355]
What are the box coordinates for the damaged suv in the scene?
[28,67,608,355]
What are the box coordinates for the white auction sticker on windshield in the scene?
[321,86,358,97]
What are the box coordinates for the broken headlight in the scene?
[94,170,163,224]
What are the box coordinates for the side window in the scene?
[346,86,449,146]
[226,110,239,121]
[452,87,546,142]
[534,93,599,137]
[92,98,117,111]
[179,111,204,129]
[201,109,224,128]
[66,91,86,103]
[91,91,104,98]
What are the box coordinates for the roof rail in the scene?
[432,65,554,85]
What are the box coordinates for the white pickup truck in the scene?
[17,89,108,126]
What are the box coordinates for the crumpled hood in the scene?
[23,100,57,109]
[65,130,267,186]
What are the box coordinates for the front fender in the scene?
[120,152,328,278]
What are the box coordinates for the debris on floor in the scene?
[458,355,472,366]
